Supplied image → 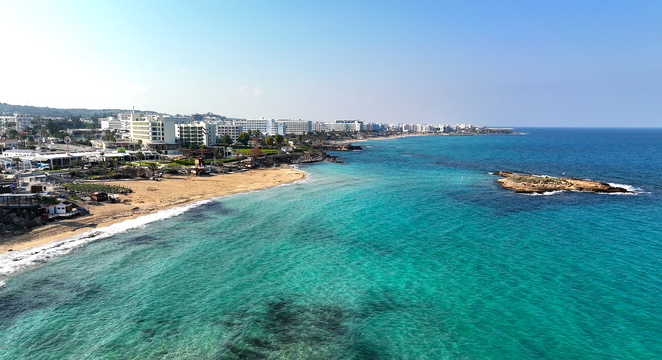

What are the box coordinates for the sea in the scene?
[1,128,661,359]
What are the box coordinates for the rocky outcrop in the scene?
[0,208,43,238]
[255,151,343,166]
[493,172,632,194]
[311,144,362,151]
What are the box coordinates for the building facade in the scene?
[0,114,34,132]
[175,122,217,147]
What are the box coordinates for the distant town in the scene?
[1,105,513,167]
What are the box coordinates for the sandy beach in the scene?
[0,166,305,254]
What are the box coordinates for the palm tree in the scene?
[12,157,22,172]
[136,151,144,167]
[147,162,158,177]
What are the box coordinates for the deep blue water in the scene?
[1,128,661,359]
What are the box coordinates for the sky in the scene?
[1,0,660,127]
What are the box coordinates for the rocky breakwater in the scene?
[493,171,633,194]
[263,151,343,166]
[288,151,343,164]
[312,144,363,151]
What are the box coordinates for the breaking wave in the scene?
[0,198,214,281]
[608,183,645,194]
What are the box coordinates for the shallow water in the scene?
[1,128,661,359]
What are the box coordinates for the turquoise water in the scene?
[1,128,661,359]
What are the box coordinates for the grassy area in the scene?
[40,196,60,205]
[63,183,132,193]
[232,149,278,155]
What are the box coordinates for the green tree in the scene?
[136,151,144,167]
[274,134,284,147]
[7,129,18,139]
[70,159,85,169]
[219,134,232,145]
[147,162,158,174]
[265,136,274,147]
[47,119,55,135]
[238,132,250,146]
[71,116,82,128]
[104,130,116,142]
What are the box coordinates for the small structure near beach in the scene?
[49,201,73,215]
[90,191,109,202]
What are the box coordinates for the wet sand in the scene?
[0,166,305,254]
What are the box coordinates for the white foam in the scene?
[526,190,566,196]
[0,198,213,280]
[0,168,311,281]
[608,183,645,194]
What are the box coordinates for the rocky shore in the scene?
[493,171,632,194]
[311,144,363,151]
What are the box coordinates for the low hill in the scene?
[0,102,149,118]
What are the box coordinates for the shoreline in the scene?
[336,131,523,144]
[0,166,306,255]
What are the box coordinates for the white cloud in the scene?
[241,86,263,98]
[181,68,187,72]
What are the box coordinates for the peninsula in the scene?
[493,171,633,194]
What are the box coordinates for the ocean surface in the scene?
[1,128,661,359]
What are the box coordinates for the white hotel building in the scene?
[277,119,312,135]
[175,122,217,147]
[0,114,34,132]
[129,114,178,154]
[234,118,285,136]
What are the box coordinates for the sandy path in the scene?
[0,166,305,254]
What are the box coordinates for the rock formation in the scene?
[493,171,632,194]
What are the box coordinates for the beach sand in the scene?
[0,166,305,254]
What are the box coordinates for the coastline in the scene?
[0,165,305,255]
[336,131,523,144]
[336,132,437,144]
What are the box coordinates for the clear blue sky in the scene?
[1,0,660,127]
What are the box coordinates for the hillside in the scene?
[0,102,143,118]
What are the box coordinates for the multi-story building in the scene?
[129,114,178,154]
[0,114,34,132]
[214,122,243,142]
[312,121,331,132]
[100,117,124,131]
[277,119,312,135]
[234,118,285,136]
[414,124,433,133]
[322,120,363,132]
[175,122,217,147]
[159,115,190,124]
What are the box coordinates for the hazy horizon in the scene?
[1,1,660,127]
